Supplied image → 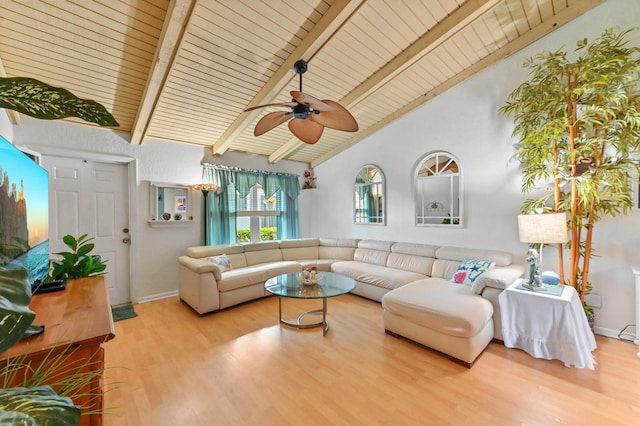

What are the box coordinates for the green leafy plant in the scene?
[260,227,277,241]
[500,28,640,314]
[0,77,118,127]
[49,234,107,281]
[0,268,81,425]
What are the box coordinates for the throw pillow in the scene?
[206,254,232,272]
[451,259,495,285]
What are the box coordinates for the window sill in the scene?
[147,219,194,228]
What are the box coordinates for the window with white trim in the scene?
[236,184,280,242]
[414,152,462,226]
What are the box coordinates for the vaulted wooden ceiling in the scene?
[0,0,602,167]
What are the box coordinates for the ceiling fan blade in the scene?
[254,111,292,136]
[288,118,324,144]
[244,102,297,112]
[290,91,334,112]
[309,100,359,132]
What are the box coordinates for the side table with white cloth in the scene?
[499,279,597,369]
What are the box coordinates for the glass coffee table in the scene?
[265,272,356,335]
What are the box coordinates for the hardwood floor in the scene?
[104,294,640,425]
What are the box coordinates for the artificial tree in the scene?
[500,28,640,311]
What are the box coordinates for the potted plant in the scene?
[500,28,640,317]
[48,234,107,281]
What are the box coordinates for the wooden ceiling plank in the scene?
[521,0,543,28]
[0,10,157,74]
[213,0,366,156]
[504,0,530,35]
[4,1,159,55]
[130,0,196,145]
[309,0,605,167]
[269,0,502,164]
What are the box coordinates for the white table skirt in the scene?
[499,280,597,369]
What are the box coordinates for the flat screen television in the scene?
[0,134,49,285]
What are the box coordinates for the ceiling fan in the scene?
[244,59,359,144]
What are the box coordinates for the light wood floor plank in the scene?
[104,294,640,425]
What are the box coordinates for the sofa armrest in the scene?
[471,265,525,294]
[178,256,222,281]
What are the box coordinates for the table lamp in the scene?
[517,212,568,291]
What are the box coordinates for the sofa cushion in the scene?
[471,265,525,294]
[281,245,319,261]
[279,238,320,248]
[206,254,232,272]
[391,242,438,257]
[244,245,284,266]
[318,238,358,261]
[353,240,392,267]
[217,261,301,292]
[358,239,394,251]
[386,252,434,276]
[436,246,513,267]
[331,261,427,290]
[186,244,244,258]
[451,259,495,285]
[382,278,493,338]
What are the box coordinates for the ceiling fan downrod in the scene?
[293,59,308,92]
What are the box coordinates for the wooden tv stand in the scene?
[4,276,115,426]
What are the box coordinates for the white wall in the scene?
[10,117,307,302]
[309,0,640,337]
[0,111,13,141]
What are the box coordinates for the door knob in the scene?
[122,237,131,244]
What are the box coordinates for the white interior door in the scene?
[42,156,130,306]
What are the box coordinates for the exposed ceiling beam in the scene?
[212,0,365,156]
[268,0,502,164]
[309,0,605,168]
[0,55,21,125]
[129,0,195,145]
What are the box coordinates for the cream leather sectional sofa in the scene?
[178,238,524,366]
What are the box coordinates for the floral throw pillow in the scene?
[451,259,495,285]
[206,254,232,273]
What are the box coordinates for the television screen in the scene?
[0,134,49,284]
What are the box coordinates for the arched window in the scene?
[354,165,385,225]
[414,152,462,226]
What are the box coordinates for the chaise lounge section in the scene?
[178,238,524,366]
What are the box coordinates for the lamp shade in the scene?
[517,213,568,244]
[193,183,219,193]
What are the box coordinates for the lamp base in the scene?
[522,282,547,292]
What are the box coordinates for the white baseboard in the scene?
[594,326,617,338]
[593,326,637,341]
[136,290,179,304]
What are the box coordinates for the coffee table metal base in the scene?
[277,296,329,335]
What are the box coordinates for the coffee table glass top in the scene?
[265,272,355,299]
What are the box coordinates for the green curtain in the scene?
[203,164,300,245]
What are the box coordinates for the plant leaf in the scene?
[0,77,119,127]
[0,386,81,426]
[76,243,94,257]
[0,268,36,354]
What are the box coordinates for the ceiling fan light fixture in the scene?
[245,59,358,144]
